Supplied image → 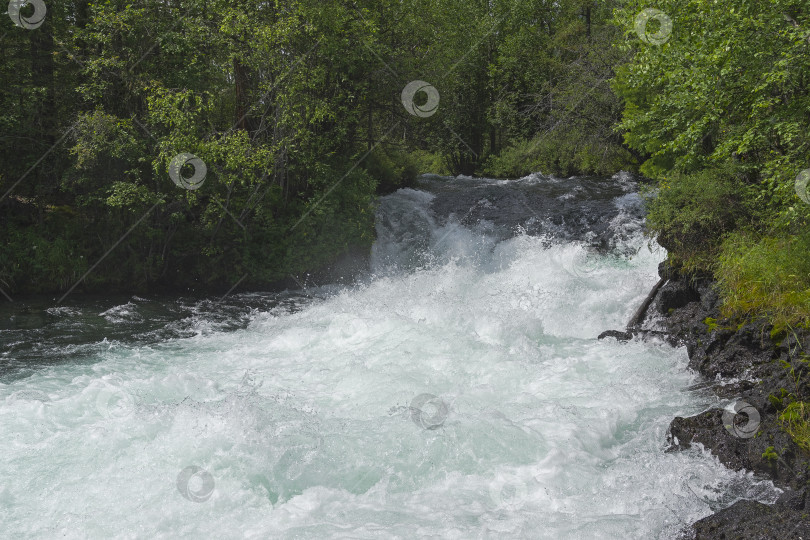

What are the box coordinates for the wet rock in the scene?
[418,174,645,249]
[597,329,633,341]
[645,278,713,349]
[669,410,753,471]
[669,397,809,489]
[642,272,810,537]
[658,260,678,281]
[657,279,701,313]
[691,497,810,539]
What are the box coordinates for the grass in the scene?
[716,230,810,329]
[780,402,810,455]
[643,165,758,276]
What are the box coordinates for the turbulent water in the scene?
[0,173,780,539]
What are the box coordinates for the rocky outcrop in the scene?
[690,497,810,539]
[643,262,810,538]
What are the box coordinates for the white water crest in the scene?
[0,174,780,539]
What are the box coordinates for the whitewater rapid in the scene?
[0,173,779,539]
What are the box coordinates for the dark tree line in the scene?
[0,0,629,295]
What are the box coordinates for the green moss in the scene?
[762,446,779,462]
[779,402,810,455]
[769,388,792,410]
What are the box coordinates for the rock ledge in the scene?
[643,262,810,538]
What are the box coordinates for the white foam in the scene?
[0,191,779,538]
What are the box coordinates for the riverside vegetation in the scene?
[614,0,810,472]
[4,3,808,308]
[3,0,810,520]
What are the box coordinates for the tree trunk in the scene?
[30,14,57,206]
[234,58,253,132]
[585,6,592,39]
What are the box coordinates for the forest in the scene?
[2,0,810,331]
[0,0,630,296]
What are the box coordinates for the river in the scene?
[0,173,779,538]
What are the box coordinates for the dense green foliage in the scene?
[643,165,759,274]
[614,0,810,327]
[616,1,810,455]
[1,0,631,295]
[9,0,808,315]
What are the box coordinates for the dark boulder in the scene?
[691,496,810,539]
[598,329,633,341]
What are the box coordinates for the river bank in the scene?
[638,263,810,537]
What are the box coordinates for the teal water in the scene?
[0,175,779,539]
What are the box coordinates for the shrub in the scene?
[409,150,451,177]
[644,165,759,275]
[363,147,421,194]
[481,133,636,179]
[780,402,810,455]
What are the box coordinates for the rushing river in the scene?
[0,173,779,539]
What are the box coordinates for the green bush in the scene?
[481,133,635,179]
[408,150,451,177]
[1,216,87,293]
[644,165,759,275]
[362,147,420,194]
